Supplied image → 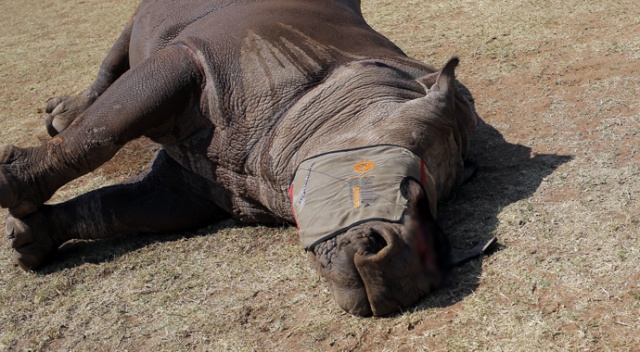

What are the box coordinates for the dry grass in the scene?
[1,0,639,351]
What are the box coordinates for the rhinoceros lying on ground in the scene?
[1,0,494,316]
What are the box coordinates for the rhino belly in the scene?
[162,138,290,225]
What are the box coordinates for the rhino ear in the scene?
[417,56,459,95]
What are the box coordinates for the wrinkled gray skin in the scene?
[0,0,477,316]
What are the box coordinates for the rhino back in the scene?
[129,0,404,70]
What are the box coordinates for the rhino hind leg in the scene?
[8,150,229,270]
[0,45,204,218]
[45,15,134,136]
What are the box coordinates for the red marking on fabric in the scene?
[420,160,427,186]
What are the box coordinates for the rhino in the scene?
[1,0,495,317]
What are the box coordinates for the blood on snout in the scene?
[414,226,439,276]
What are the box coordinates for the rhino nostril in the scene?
[365,229,387,254]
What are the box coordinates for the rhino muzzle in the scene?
[310,221,439,317]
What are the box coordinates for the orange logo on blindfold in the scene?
[353,160,375,173]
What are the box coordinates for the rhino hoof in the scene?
[0,175,14,208]
[0,169,40,218]
[6,215,57,271]
[44,94,94,137]
[0,146,45,218]
[0,146,22,207]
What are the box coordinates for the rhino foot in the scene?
[6,213,59,270]
[44,93,96,136]
[0,145,51,218]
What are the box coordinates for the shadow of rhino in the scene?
[411,117,572,312]
[34,219,239,275]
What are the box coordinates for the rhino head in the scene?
[296,58,481,316]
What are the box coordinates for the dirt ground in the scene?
[0,0,638,351]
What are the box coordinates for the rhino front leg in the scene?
[7,150,229,270]
[0,44,204,218]
[45,15,135,136]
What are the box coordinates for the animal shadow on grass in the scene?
[411,118,572,312]
[34,219,242,275]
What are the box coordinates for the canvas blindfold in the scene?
[289,145,437,250]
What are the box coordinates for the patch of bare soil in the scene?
[1,0,638,351]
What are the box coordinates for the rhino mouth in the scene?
[309,221,437,317]
[309,219,498,316]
